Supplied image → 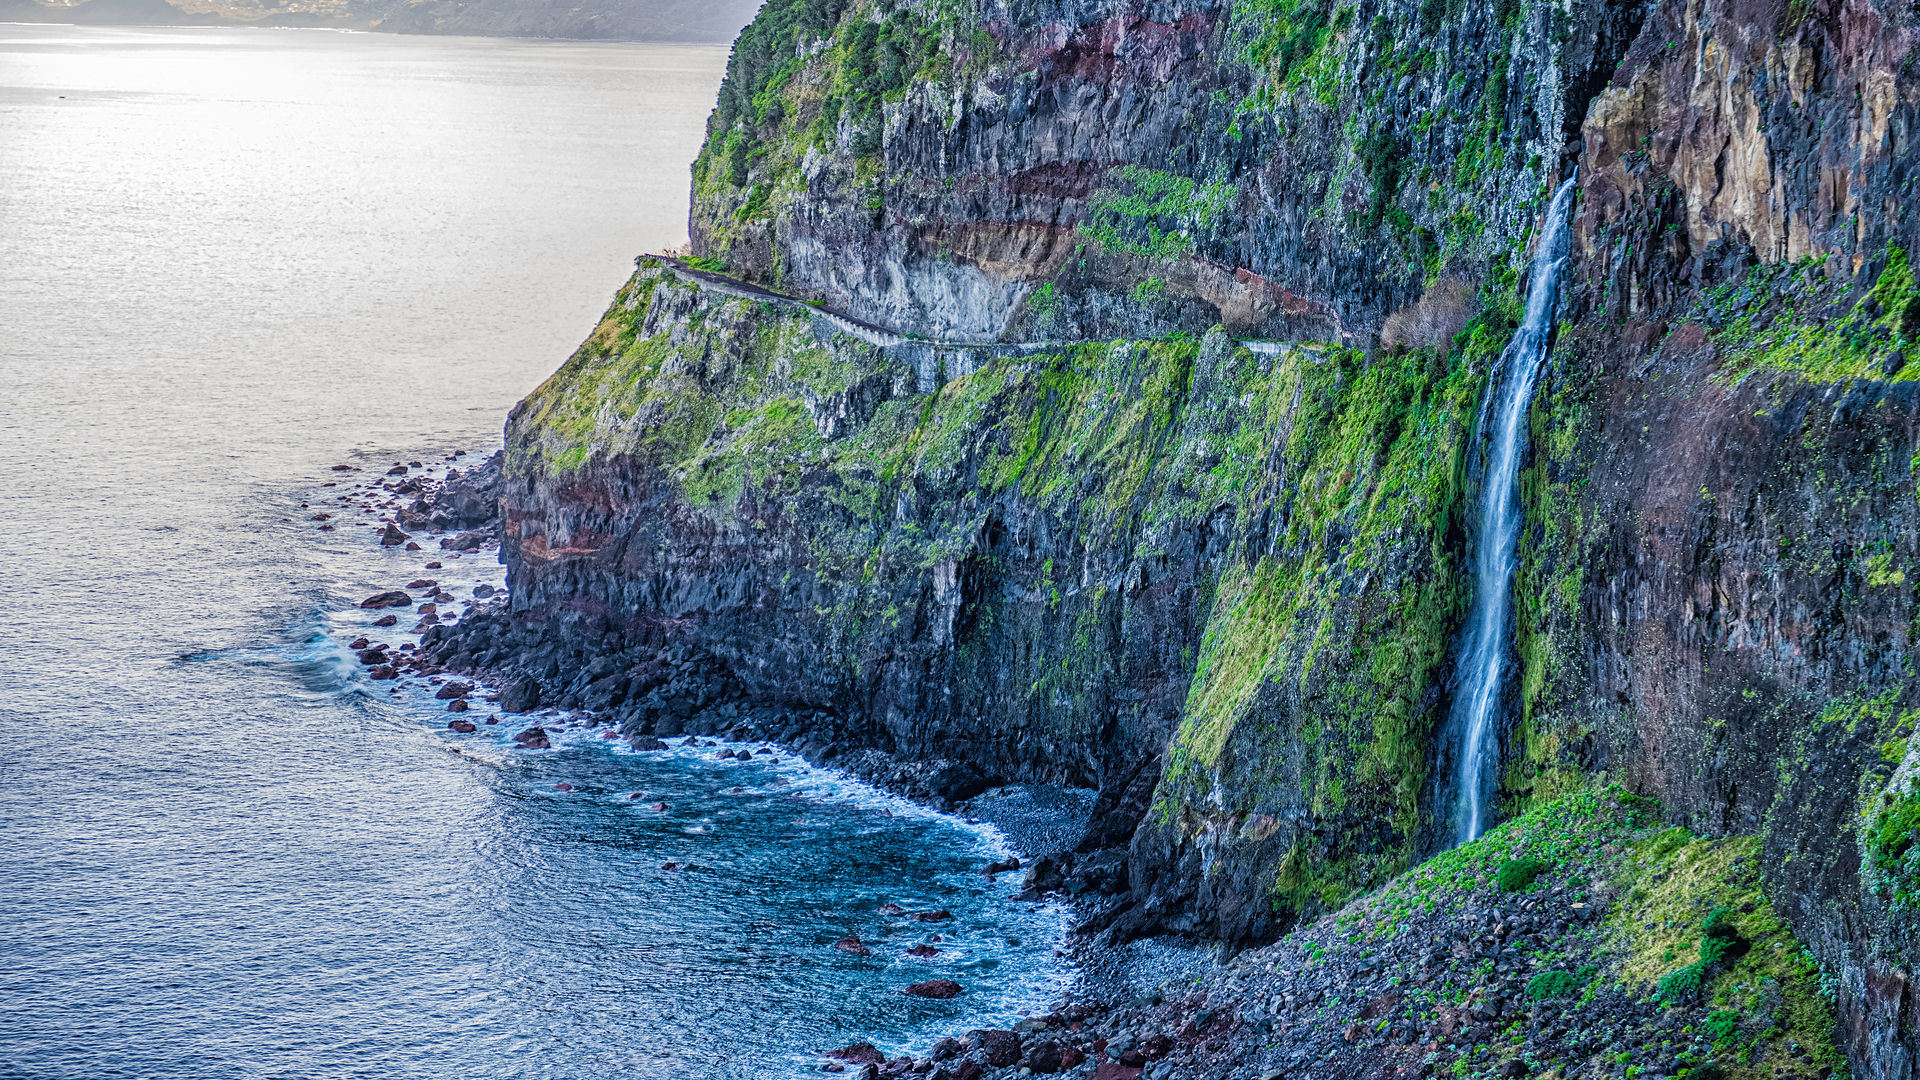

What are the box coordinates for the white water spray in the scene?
[1448,174,1578,846]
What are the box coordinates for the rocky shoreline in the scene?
[326,453,1851,1080]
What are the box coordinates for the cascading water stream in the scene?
[1447,174,1579,846]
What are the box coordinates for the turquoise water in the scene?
[0,26,1071,1078]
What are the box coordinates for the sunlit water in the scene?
[0,26,1072,1079]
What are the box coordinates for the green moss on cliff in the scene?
[1159,334,1488,918]
[1607,829,1846,1080]
[1081,167,1240,262]
[1710,247,1920,385]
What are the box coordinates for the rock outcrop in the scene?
[429,0,1920,1071]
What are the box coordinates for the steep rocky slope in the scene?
[424,0,1920,1072]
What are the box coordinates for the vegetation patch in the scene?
[1707,246,1920,384]
[1081,165,1238,261]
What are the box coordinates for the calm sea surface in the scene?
[0,26,1071,1079]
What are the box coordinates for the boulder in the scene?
[368,665,397,680]
[359,591,412,609]
[499,677,540,713]
[446,699,470,712]
[827,1043,885,1066]
[628,736,668,751]
[906,944,941,957]
[904,979,963,1000]
[472,584,497,598]
[372,614,398,627]
[911,909,951,922]
[434,681,473,700]
[441,529,489,551]
[1022,1042,1064,1074]
[833,936,872,956]
[380,523,410,546]
[406,579,437,590]
[357,648,388,664]
[512,727,550,749]
[969,1030,1019,1067]
[447,719,476,733]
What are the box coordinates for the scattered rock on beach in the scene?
[359,591,411,609]
[372,614,397,627]
[972,1030,1019,1067]
[446,699,469,712]
[368,665,397,680]
[472,584,497,598]
[447,719,476,733]
[628,736,668,751]
[512,727,549,749]
[434,680,472,700]
[379,523,410,546]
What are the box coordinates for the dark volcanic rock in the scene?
[903,979,962,1000]
[440,529,489,552]
[827,1043,884,1066]
[969,1029,1019,1067]
[358,591,411,609]
[511,727,549,749]
[498,676,540,713]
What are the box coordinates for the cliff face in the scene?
[688,0,1641,341]
[434,0,1920,1071]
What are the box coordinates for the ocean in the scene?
[0,25,1072,1078]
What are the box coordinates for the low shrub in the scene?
[1526,970,1580,1000]
[1495,857,1544,892]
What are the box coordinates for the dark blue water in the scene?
[0,26,1071,1079]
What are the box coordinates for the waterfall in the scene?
[1446,174,1579,846]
